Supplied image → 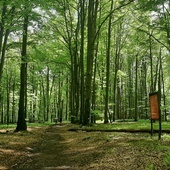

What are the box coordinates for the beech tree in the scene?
[1,0,170,126]
[15,5,29,131]
[104,0,113,123]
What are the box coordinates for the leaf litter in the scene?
[0,124,169,169]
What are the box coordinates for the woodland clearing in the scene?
[0,123,170,170]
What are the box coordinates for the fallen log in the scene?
[69,128,170,133]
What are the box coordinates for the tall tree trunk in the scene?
[15,13,28,132]
[127,59,133,119]
[0,5,15,117]
[140,57,148,119]
[58,72,62,121]
[92,52,97,111]
[153,57,159,91]
[41,76,46,122]
[104,0,113,123]
[84,0,98,125]
[91,39,99,123]
[0,2,6,55]
[159,48,166,120]
[39,80,43,122]
[0,29,10,82]
[113,35,120,121]
[0,93,4,123]
[149,33,154,92]
[134,54,138,121]
[74,10,80,120]
[24,62,28,119]
[46,66,50,121]
[65,76,69,120]
[6,68,10,125]
[63,0,77,120]
[12,78,16,123]
[79,0,85,123]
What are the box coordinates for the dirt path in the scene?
[13,124,105,170]
[0,124,169,169]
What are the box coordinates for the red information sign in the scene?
[149,92,159,120]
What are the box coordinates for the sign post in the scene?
[149,92,161,140]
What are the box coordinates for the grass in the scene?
[0,124,16,129]
[1,119,170,132]
[165,152,170,167]
[27,122,53,127]
[147,164,154,170]
[0,122,54,132]
[2,119,170,133]
[82,119,170,131]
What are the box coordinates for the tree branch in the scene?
[94,0,134,42]
[137,28,170,51]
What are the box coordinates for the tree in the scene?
[83,0,99,125]
[0,1,16,124]
[104,0,114,123]
[1,0,170,127]
[79,0,86,123]
[15,6,29,132]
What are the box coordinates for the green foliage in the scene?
[27,122,53,127]
[82,136,91,141]
[165,152,170,167]
[1,0,170,127]
[70,116,80,124]
[147,164,154,170]
[137,0,165,11]
[91,110,103,115]
[80,120,170,131]
[0,124,16,129]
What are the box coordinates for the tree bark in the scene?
[15,13,28,132]
[104,0,113,123]
[149,33,154,92]
[79,0,85,124]
[46,65,50,121]
[84,0,98,125]
[134,54,138,121]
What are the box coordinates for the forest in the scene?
[0,0,170,131]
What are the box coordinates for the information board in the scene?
[149,92,159,120]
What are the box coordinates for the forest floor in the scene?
[0,123,170,170]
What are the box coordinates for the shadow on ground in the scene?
[11,124,107,170]
[0,124,168,170]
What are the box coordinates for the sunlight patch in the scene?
[43,166,73,169]
[27,126,43,131]
[9,141,25,145]
[0,166,8,170]
[61,138,76,144]
[0,148,15,154]
[0,130,8,133]
[74,146,96,152]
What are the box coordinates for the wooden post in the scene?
[158,91,162,140]
[151,119,153,136]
